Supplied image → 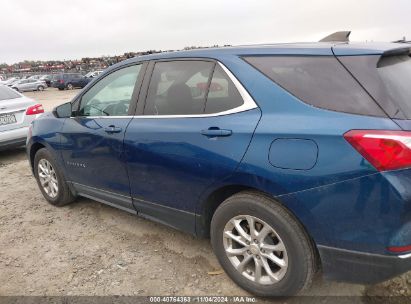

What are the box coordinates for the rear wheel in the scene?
[37,85,44,91]
[211,191,317,297]
[34,148,76,206]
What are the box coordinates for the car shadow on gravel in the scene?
[0,147,26,165]
[61,196,367,299]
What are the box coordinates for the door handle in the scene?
[104,125,122,134]
[201,127,232,137]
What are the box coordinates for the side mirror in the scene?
[53,102,72,118]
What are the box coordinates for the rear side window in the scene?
[243,56,385,117]
[144,61,214,115]
[0,85,20,100]
[204,65,244,114]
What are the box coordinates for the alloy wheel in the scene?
[223,215,288,285]
[37,159,59,198]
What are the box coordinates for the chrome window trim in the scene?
[74,61,258,119]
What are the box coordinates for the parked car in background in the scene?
[40,75,52,87]
[51,73,90,90]
[27,39,411,297]
[0,84,43,150]
[28,75,42,80]
[1,77,20,86]
[84,70,104,78]
[11,79,47,92]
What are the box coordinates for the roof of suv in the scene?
[119,41,411,66]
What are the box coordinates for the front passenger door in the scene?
[28,79,37,91]
[19,80,29,91]
[60,64,145,211]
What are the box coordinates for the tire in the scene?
[58,88,64,91]
[37,85,44,91]
[210,191,317,297]
[66,83,73,90]
[34,148,76,206]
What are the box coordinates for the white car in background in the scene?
[0,85,44,150]
[85,70,104,78]
[1,77,20,86]
[11,79,47,92]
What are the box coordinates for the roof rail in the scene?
[319,31,351,42]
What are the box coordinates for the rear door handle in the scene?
[201,127,232,137]
[104,125,122,134]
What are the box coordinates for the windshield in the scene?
[0,85,20,101]
[377,55,411,118]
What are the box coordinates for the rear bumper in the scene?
[0,127,29,150]
[51,83,64,89]
[319,245,411,284]
[0,126,29,148]
[0,137,26,150]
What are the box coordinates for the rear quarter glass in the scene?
[243,56,386,117]
[338,50,411,120]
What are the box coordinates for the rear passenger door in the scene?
[124,59,261,231]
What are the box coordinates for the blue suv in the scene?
[51,73,90,90]
[27,37,411,297]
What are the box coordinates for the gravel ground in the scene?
[0,88,406,302]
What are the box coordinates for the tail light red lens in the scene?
[387,245,411,253]
[344,130,411,171]
[26,104,44,115]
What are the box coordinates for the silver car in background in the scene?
[1,77,20,86]
[0,85,44,150]
[11,79,47,92]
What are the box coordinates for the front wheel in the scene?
[210,191,317,297]
[34,148,76,206]
[66,83,73,90]
[37,85,45,91]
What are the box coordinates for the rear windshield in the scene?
[243,56,385,117]
[0,85,20,101]
[377,55,411,118]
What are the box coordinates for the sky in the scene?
[1,0,410,64]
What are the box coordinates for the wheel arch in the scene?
[196,183,321,270]
[196,184,254,237]
[29,142,46,170]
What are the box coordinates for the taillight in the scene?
[387,244,411,254]
[59,80,64,84]
[26,104,44,115]
[344,130,411,171]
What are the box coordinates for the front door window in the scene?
[78,65,141,117]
